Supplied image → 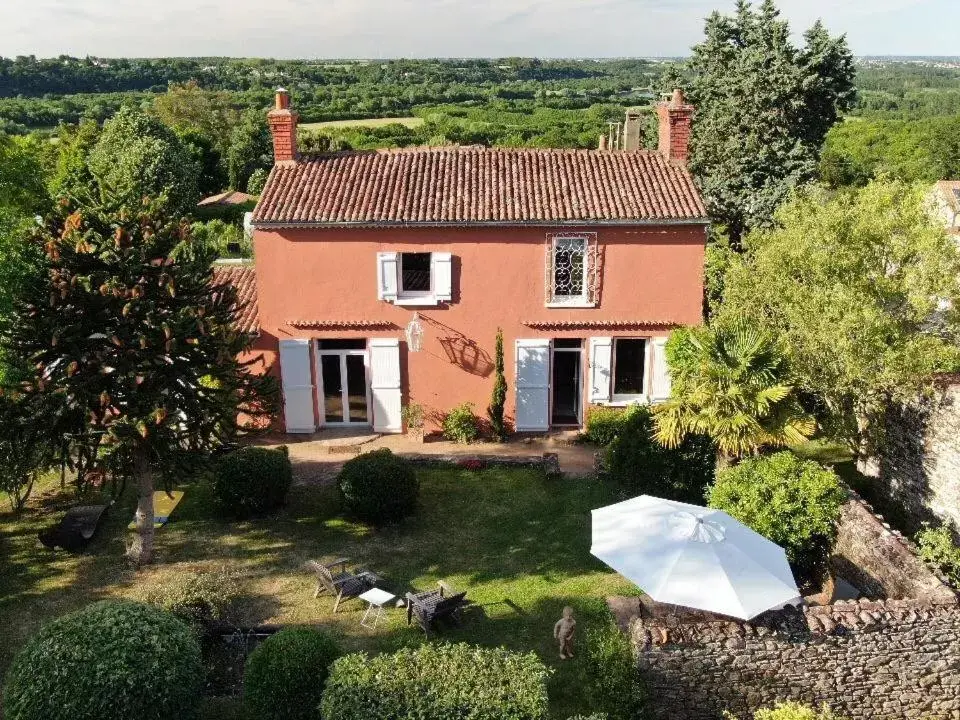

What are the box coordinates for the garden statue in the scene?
[553,606,576,660]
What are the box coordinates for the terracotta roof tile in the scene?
[211,262,258,334]
[253,146,706,226]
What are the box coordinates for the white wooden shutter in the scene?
[431,252,453,302]
[376,252,399,301]
[515,339,550,431]
[370,338,402,433]
[279,339,316,433]
[650,337,671,401]
[589,337,613,403]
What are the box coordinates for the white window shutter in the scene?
[377,251,399,301]
[650,337,671,401]
[589,337,613,403]
[515,339,551,431]
[369,338,402,433]
[279,339,316,433]
[431,252,453,302]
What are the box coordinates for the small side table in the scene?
[358,588,396,629]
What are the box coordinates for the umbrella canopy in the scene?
[591,495,801,620]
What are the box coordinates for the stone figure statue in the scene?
[553,606,577,660]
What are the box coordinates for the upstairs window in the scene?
[377,251,452,305]
[545,233,598,307]
[400,253,432,296]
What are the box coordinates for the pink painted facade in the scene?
[246,91,708,435]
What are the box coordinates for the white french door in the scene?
[515,339,551,431]
[317,349,371,426]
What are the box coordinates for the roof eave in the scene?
[251,218,711,230]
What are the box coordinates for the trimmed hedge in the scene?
[604,404,715,504]
[320,643,551,720]
[3,600,203,720]
[243,627,341,720]
[583,406,630,446]
[707,452,846,581]
[750,702,844,720]
[211,445,293,518]
[138,567,242,630]
[337,448,418,525]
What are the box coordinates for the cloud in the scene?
[0,0,954,58]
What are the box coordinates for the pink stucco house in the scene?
[239,89,707,435]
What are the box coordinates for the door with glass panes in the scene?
[316,340,370,426]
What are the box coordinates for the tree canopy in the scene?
[717,178,960,453]
[86,107,200,215]
[3,194,276,562]
[667,0,855,243]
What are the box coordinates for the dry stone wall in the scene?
[634,599,960,720]
[875,380,960,530]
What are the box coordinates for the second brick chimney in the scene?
[656,89,694,164]
[267,88,298,164]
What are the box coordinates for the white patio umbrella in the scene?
[591,495,801,620]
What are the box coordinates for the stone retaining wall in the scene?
[874,379,960,530]
[634,599,960,720]
[832,490,956,603]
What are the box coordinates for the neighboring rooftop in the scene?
[252,146,707,227]
[211,261,258,334]
[198,190,256,207]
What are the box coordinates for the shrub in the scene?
[583,406,631,446]
[246,167,269,195]
[488,328,508,441]
[138,567,242,630]
[321,643,551,720]
[243,627,341,720]
[211,446,293,518]
[916,522,960,588]
[337,448,418,524]
[443,402,480,443]
[3,600,202,720]
[604,404,716,503]
[707,452,846,581]
[747,702,844,719]
[583,616,646,720]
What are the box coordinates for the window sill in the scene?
[393,297,441,307]
[545,301,596,309]
[595,395,649,407]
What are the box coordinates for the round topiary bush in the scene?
[138,566,243,630]
[337,448,418,525]
[707,451,847,583]
[243,627,341,720]
[211,445,293,518]
[2,600,203,720]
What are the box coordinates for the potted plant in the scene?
[402,403,426,443]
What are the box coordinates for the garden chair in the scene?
[406,580,470,637]
[37,503,111,554]
[307,558,379,613]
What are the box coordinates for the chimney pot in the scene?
[656,88,694,164]
[623,107,643,151]
[275,88,290,110]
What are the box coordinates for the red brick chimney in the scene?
[267,88,298,164]
[656,89,694,164]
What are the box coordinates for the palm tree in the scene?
[654,320,815,460]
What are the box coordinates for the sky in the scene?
[0,0,956,59]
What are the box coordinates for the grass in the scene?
[300,117,424,131]
[0,465,633,718]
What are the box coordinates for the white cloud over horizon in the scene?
[0,0,954,59]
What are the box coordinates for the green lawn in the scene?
[0,465,634,718]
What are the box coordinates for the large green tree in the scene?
[3,195,276,563]
[227,110,272,192]
[717,179,960,455]
[86,107,200,216]
[654,320,815,460]
[667,0,855,244]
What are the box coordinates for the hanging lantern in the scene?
[405,312,424,352]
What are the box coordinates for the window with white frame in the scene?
[545,233,597,307]
[377,251,452,305]
[612,338,647,400]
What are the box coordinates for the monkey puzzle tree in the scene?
[3,195,275,563]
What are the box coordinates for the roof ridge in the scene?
[299,145,664,161]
